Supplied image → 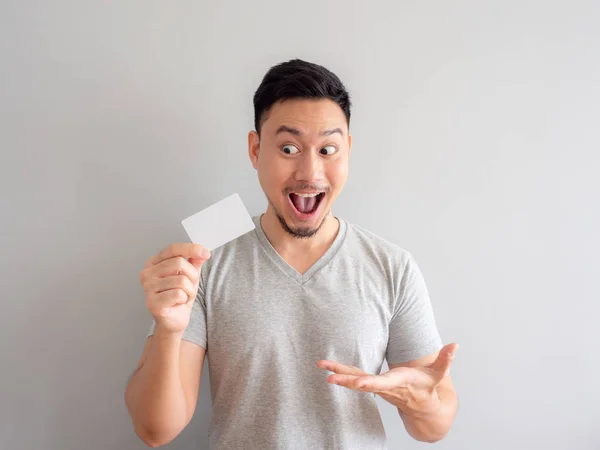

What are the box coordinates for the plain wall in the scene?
[1,1,599,449]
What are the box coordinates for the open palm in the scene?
[317,343,458,415]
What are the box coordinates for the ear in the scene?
[347,133,352,157]
[248,130,260,170]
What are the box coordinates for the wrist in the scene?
[153,323,185,341]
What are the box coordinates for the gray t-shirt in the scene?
[148,215,443,449]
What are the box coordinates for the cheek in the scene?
[327,159,349,187]
[258,157,290,190]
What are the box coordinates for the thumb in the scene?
[189,254,210,273]
[429,343,458,381]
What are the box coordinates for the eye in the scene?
[320,145,337,156]
[282,144,299,155]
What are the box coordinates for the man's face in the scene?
[248,98,352,238]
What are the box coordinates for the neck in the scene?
[260,206,340,257]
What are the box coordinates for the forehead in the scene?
[262,99,347,136]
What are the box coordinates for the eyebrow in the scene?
[275,125,344,137]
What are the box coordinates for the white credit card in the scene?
[181,193,255,251]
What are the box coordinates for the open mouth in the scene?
[289,192,326,216]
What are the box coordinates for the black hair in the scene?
[253,58,351,136]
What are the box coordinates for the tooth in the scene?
[294,193,319,197]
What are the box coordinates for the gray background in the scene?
[1,1,599,449]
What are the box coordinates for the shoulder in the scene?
[343,219,413,269]
[340,219,425,302]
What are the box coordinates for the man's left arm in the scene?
[317,343,458,444]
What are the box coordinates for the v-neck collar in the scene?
[252,214,347,285]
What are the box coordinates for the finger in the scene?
[155,275,197,300]
[145,243,211,268]
[327,374,389,392]
[141,257,198,284]
[317,360,369,376]
[151,289,189,317]
[429,343,459,381]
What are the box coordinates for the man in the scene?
[125,59,458,449]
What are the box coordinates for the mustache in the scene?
[283,183,330,195]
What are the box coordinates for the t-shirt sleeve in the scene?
[386,252,443,365]
[147,276,208,350]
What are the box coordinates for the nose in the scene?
[294,150,324,183]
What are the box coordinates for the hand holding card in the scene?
[140,194,254,334]
[141,242,211,333]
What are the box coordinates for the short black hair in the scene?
[253,58,352,136]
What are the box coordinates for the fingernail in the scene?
[201,248,210,258]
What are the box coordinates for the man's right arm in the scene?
[125,242,211,447]
[125,329,206,447]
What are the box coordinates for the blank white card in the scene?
[181,193,255,251]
